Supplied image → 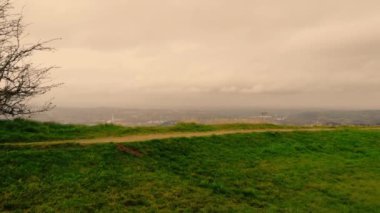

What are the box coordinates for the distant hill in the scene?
[284,110,380,126]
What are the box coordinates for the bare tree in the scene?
[0,0,59,117]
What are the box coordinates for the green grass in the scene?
[1,129,379,212]
[0,119,292,143]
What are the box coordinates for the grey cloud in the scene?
[14,0,380,109]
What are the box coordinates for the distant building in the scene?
[160,121,177,126]
[106,114,115,124]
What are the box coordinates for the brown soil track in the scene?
[2,127,380,147]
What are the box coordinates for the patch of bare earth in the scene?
[116,144,144,157]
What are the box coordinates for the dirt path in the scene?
[1,128,342,146]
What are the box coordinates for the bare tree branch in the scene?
[0,0,59,117]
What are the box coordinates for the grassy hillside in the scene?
[0,119,292,143]
[1,130,379,212]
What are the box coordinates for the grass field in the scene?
[1,128,379,212]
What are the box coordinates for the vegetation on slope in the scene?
[0,119,291,143]
[0,130,379,211]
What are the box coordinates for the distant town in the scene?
[31,107,380,126]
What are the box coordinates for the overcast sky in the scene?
[13,0,380,109]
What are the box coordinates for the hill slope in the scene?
[1,130,379,212]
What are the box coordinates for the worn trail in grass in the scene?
[0,119,296,144]
[3,119,380,147]
[1,128,339,146]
